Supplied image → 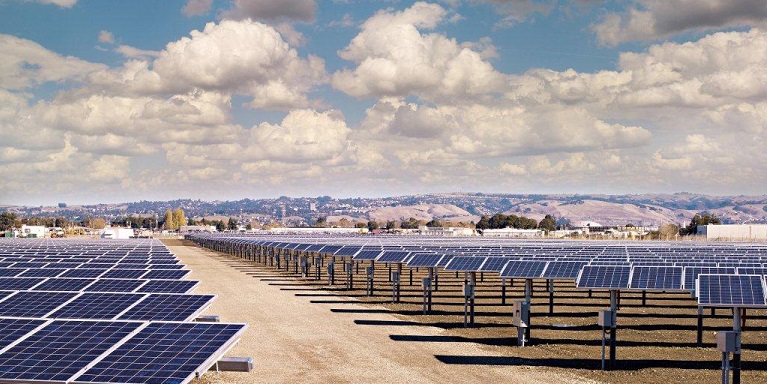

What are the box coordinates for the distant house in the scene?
[20,225,46,238]
[179,225,216,234]
[481,228,544,238]
[100,227,134,239]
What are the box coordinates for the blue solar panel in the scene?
[376,251,411,263]
[576,265,632,289]
[444,256,486,272]
[0,320,142,382]
[406,253,443,268]
[541,261,587,279]
[32,278,95,292]
[142,269,189,280]
[629,266,683,291]
[73,322,246,384]
[60,269,106,278]
[18,268,67,278]
[84,279,146,293]
[697,274,767,307]
[0,318,46,350]
[352,249,383,260]
[50,293,146,320]
[478,257,510,272]
[101,269,148,279]
[0,277,44,290]
[119,294,214,321]
[0,291,77,318]
[0,268,26,277]
[500,260,547,278]
[683,267,735,291]
[736,267,767,276]
[137,280,198,294]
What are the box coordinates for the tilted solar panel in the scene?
[376,251,411,263]
[478,257,510,272]
[119,294,214,322]
[541,261,587,279]
[32,278,95,292]
[697,274,767,307]
[0,291,77,318]
[500,260,547,278]
[137,280,199,294]
[629,266,683,291]
[406,253,443,268]
[142,269,189,280]
[352,249,383,260]
[444,256,486,272]
[84,279,146,293]
[576,265,632,289]
[50,292,146,320]
[72,322,246,384]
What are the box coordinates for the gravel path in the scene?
[170,243,591,384]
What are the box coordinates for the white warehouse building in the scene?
[696,224,767,241]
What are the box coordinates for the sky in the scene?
[1,0,766,206]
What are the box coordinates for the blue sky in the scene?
[1,0,766,205]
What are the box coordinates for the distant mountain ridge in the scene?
[3,193,766,226]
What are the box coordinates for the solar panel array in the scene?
[0,238,246,384]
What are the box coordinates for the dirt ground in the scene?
[166,240,767,384]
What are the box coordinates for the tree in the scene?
[227,217,238,230]
[367,221,379,231]
[538,215,556,232]
[246,223,253,230]
[187,218,195,226]
[385,220,398,230]
[172,208,186,230]
[88,218,107,229]
[162,210,175,230]
[683,212,721,235]
[475,215,490,230]
[425,219,443,227]
[314,217,327,228]
[0,212,18,231]
[215,220,225,231]
[400,217,421,229]
[338,218,351,228]
[354,222,366,228]
[658,224,680,239]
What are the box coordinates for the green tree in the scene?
[0,212,18,231]
[367,221,379,231]
[538,214,556,232]
[354,222,366,228]
[425,219,443,227]
[227,217,238,230]
[215,220,225,231]
[314,217,327,228]
[475,215,490,230]
[683,212,721,235]
[400,217,421,229]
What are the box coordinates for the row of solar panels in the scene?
[0,239,247,384]
[0,277,198,293]
[0,290,213,321]
[0,318,246,384]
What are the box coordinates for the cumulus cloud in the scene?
[472,0,553,27]
[36,0,76,8]
[332,2,507,101]
[181,0,212,16]
[593,0,767,46]
[0,34,105,90]
[115,45,161,60]
[98,30,114,44]
[222,0,317,22]
[151,20,326,109]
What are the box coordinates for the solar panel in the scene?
[72,322,246,384]
[84,279,146,293]
[500,260,547,278]
[683,267,735,291]
[101,269,148,279]
[0,318,46,350]
[0,268,26,278]
[0,291,77,318]
[376,251,411,263]
[0,320,142,382]
[137,280,199,294]
[444,256,486,272]
[50,293,145,320]
[142,269,189,280]
[352,249,383,260]
[60,269,106,278]
[629,266,683,291]
[119,294,215,322]
[576,265,632,289]
[0,277,44,290]
[18,268,67,278]
[406,253,443,268]
[697,274,767,307]
[736,267,767,276]
[541,261,587,279]
[478,257,510,272]
[32,278,95,292]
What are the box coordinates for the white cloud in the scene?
[181,0,212,17]
[221,0,317,22]
[0,34,105,90]
[115,45,161,60]
[98,30,114,44]
[332,2,507,100]
[36,0,76,8]
[472,0,553,27]
[593,0,767,46]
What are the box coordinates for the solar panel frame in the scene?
[696,274,767,308]
[49,292,146,320]
[119,294,215,322]
[137,280,199,294]
[499,260,548,278]
[576,265,632,290]
[629,266,684,291]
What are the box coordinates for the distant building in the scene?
[100,227,134,239]
[309,203,317,211]
[696,224,767,241]
[20,225,46,238]
[268,227,367,234]
[418,226,476,237]
[481,228,544,238]
[179,225,216,234]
